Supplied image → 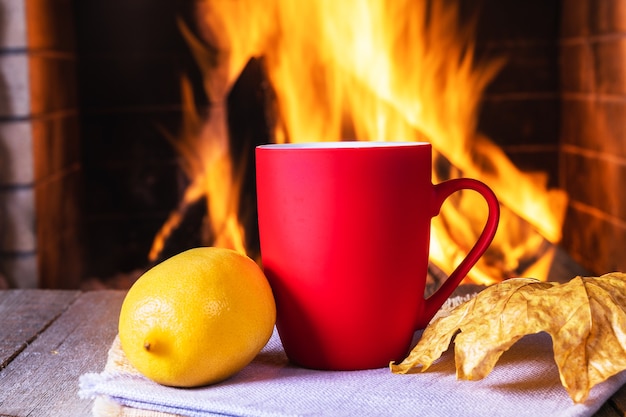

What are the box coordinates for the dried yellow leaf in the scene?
[390,272,626,403]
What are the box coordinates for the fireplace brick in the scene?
[31,114,80,180]
[470,0,559,42]
[562,151,626,221]
[0,121,33,183]
[74,0,199,281]
[560,0,626,275]
[0,0,35,288]
[0,187,35,252]
[0,186,36,282]
[471,0,562,196]
[480,97,560,147]
[593,38,626,95]
[34,166,83,288]
[26,0,76,50]
[484,43,559,94]
[0,0,27,48]
[0,0,83,288]
[28,54,77,115]
[77,56,183,109]
[0,54,30,116]
[563,205,626,275]
[562,0,626,36]
[560,43,594,93]
[561,99,626,157]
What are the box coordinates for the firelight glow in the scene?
[151,0,568,285]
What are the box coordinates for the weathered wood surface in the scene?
[0,290,81,369]
[0,289,624,417]
[0,290,124,417]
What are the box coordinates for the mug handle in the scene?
[416,178,500,329]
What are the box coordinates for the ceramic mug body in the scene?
[255,142,499,370]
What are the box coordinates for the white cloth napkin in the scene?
[79,324,626,417]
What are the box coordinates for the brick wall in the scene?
[0,0,81,288]
[469,0,561,187]
[471,0,626,276]
[560,0,626,274]
[74,1,198,280]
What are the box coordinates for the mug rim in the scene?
[257,141,429,150]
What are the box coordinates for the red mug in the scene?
[255,142,499,370]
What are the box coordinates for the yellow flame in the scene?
[149,73,246,261]
[155,0,567,283]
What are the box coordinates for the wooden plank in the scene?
[0,290,80,369]
[0,290,125,417]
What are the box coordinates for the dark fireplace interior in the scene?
[0,0,623,289]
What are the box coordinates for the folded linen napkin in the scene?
[79,298,626,417]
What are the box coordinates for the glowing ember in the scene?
[151,0,567,284]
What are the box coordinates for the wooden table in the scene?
[0,290,122,416]
[1,289,626,417]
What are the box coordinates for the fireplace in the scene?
[0,0,623,288]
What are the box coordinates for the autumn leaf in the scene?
[390,272,626,403]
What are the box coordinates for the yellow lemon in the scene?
[118,247,276,387]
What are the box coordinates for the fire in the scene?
[149,75,247,261]
[151,0,567,284]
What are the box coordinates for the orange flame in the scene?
[149,73,246,261]
[152,0,567,284]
